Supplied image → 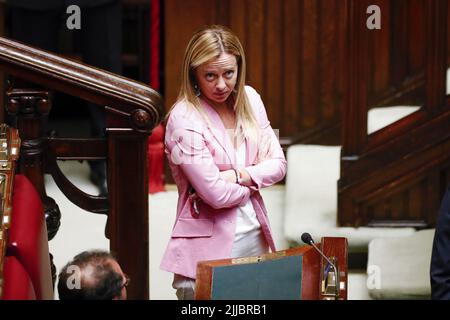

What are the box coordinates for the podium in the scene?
[195,237,348,300]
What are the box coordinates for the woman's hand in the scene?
[238,168,253,186]
[219,168,254,187]
[219,169,237,183]
[255,131,274,164]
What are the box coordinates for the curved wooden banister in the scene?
[0,37,163,132]
[0,36,164,299]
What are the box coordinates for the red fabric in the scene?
[2,256,36,300]
[148,0,165,194]
[7,174,53,300]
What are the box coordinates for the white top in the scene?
[233,142,261,242]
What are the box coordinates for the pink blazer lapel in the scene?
[200,100,236,166]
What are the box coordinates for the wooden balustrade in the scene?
[0,36,163,299]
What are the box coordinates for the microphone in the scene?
[301,232,339,299]
[301,232,314,245]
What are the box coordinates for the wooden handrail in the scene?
[0,37,163,132]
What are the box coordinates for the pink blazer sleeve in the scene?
[244,87,287,190]
[166,113,251,209]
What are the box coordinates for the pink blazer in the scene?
[160,86,287,279]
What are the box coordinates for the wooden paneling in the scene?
[164,0,346,140]
[319,0,337,120]
[164,0,217,109]
[283,0,302,134]
[339,0,449,227]
[340,158,450,228]
[367,0,426,109]
[264,0,282,128]
[343,171,450,229]
[408,0,426,74]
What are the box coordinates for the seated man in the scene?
[57,250,129,300]
[430,185,450,299]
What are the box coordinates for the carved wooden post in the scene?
[5,86,60,286]
[106,109,152,300]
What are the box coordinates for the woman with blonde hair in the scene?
[160,25,286,300]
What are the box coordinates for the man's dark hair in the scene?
[57,250,124,300]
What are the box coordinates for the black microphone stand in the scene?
[302,233,340,300]
[309,241,339,299]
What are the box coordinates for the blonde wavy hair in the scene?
[167,25,260,143]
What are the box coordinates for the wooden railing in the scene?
[0,37,163,299]
[338,0,450,228]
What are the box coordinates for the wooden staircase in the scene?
[338,0,450,228]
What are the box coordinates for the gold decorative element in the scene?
[0,124,21,298]
[320,256,340,300]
